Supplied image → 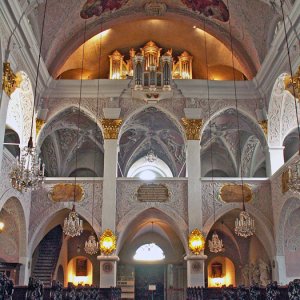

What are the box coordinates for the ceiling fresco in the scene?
[181,0,229,22]
[26,0,279,78]
[80,0,130,19]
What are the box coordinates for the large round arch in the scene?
[118,106,186,177]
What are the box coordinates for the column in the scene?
[99,112,122,288]
[181,117,207,287]
[267,146,285,175]
[19,256,30,285]
[273,255,287,284]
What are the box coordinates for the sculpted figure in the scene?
[258,259,271,286]
[242,264,250,286]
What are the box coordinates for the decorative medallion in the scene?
[80,0,129,19]
[181,0,229,22]
[101,119,123,139]
[219,184,253,203]
[2,63,21,97]
[102,262,113,273]
[144,1,167,16]
[136,184,169,202]
[48,184,84,202]
[181,118,203,140]
[192,262,202,273]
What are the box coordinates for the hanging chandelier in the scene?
[63,205,83,237]
[9,0,49,192]
[209,232,224,253]
[9,138,45,191]
[84,235,99,255]
[235,211,255,238]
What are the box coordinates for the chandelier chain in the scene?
[226,0,255,237]
[204,18,224,253]
[280,0,300,151]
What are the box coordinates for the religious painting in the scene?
[80,0,129,19]
[211,262,223,278]
[181,0,229,22]
[76,258,88,276]
[48,184,84,202]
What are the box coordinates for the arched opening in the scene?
[118,107,186,178]
[67,256,93,286]
[284,206,300,278]
[57,265,64,286]
[39,107,104,177]
[117,208,186,299]
[0,197,27,285]
[204,209,272,287]
[208,257,236,287]
[201,108,266,177]
[283,128,299,162]
[4,127,20,158]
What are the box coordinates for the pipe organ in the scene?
[108,41,193,90]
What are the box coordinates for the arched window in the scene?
[133,243,165,262]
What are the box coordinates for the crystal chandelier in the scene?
[84,235,99,255]
[63,205,83,237]
[145,149,157,163]
[9,138,45,191]
[235,211,255,238]
[209,232,224,253]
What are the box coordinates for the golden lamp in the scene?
[0,221,4,233]
[188,228,205,255]
[99,229,117,255]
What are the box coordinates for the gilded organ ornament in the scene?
[108,41,193,85]
[36,119,45,136]
[181,118,203,140]
[101,119,123,139]
[258,120,268,136]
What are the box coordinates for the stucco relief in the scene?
[241,136,259,177]
[202,180,272,228]
[29,181,103,239]
[116,180,188,225]
[281,92,300,143]
[268,74,287,147]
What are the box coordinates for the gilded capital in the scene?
[181,118,203,140]
[258,120,268,136]
[36,118,45,136]
[284,66,300,100]
[101,119,123,139]
[2,62,21,97]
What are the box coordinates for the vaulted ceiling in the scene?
[21,0,281,80]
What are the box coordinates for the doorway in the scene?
[135,265,165,300]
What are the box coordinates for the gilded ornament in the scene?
[181,118,203,140]
[188,228,205,255]
[36,119,45,136]
[258,120,268,136]
[284,66,300,100]
[101,119,122,139]
[2,62,21,97]
[99,229,117,255]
